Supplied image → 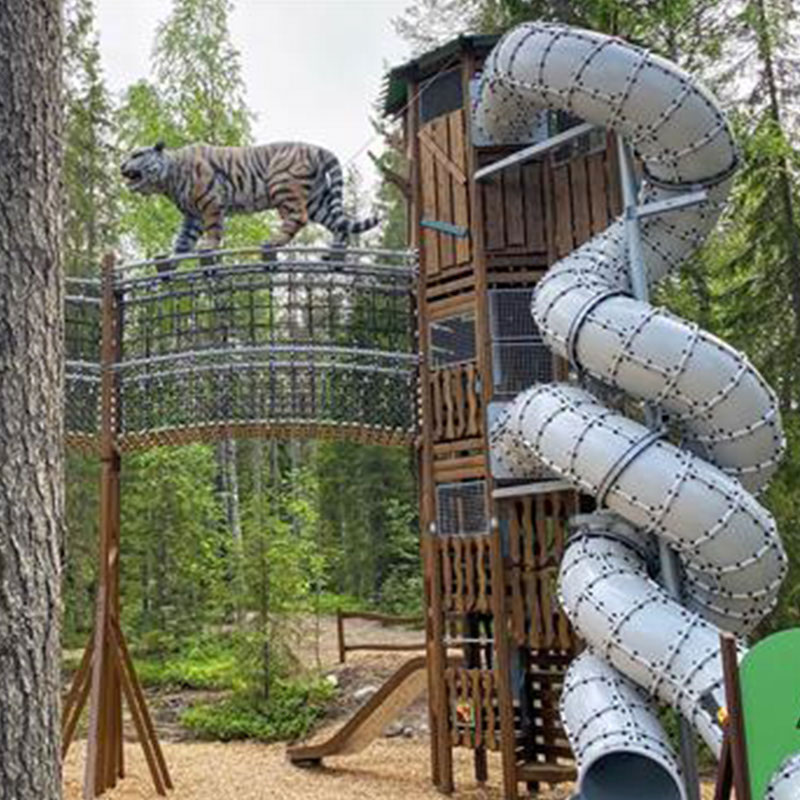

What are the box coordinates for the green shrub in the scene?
[378,572,424,616]
[314,592,362,615]
[135,629,180,658]
[180,677,334,742]
[62,649,85,674]
[659,706,716,770]
[133,633,241,691]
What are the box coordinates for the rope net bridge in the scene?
[62,246,419,799]
[65,246,419,452]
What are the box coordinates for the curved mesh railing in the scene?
[65,247,418,451]
[66,277,102,449]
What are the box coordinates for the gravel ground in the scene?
[63,738,719,799]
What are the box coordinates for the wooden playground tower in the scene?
[384,33,623,797]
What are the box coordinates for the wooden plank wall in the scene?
[413,65,623,794]
[502,491,578,654]
[477,133,622,279]
[498,491,579,780]
[429,364,482,445]
[445,665,500,751]
[436,534,493,616]
[419,109,472,278]
[480,157,547,259]
[551,133,622,259]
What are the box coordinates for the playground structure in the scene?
[60,22,800,800]
[63,247,418,797]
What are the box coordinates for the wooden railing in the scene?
[336,609,425,664]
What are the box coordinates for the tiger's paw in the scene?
[321,244,347,267]
[197,249,220,271]
[154,254,176,276]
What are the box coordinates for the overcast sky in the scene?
[96,0,413,193]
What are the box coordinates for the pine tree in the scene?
[393,0,483,54]
[62,0,119,649]
[115,0,262,637]
[63,0,119,277]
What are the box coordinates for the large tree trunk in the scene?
[0,2,64,798]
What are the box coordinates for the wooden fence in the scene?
[336,609,426,664]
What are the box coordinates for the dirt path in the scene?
[62,615,718,798]
[290,611,426,669]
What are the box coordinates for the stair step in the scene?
[516,762,576,785]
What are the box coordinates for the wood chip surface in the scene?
[63,738,719,799]
[61,615,721,799]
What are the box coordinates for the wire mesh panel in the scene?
[436,480,488,536]
[65,277,102,444]
[109,247,417,448]
[430,313,476,368]
[489,288,553,398]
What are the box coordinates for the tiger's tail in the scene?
[318,151,380,237]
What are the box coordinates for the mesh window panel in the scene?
[436,480,487,536]
[430,313,476,368]
[489,289,553,398]
[492,342,554,396]
[419,68,463,124]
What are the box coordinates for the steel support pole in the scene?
[617,136,702,800]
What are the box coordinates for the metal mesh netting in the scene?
[489,288,553,398]
[65,277,102,442]
[64,248,418,448]
[430,313,476,368]
[436,480,488,536]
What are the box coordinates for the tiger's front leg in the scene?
[174,214,203,254]
[198,201,224,251]
[155,215,203,274]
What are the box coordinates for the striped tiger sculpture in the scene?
[120,140,379,262]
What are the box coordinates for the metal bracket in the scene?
[474,122,599,181]
[633,189,709,220]
[420,219,469,238]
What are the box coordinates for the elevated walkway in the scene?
[65,246,418,451]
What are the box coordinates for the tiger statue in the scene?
[120,141,379,261]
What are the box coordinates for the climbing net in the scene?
[65,247,419,451]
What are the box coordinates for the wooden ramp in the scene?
[288,656,435,765]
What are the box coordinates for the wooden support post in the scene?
[409,66,454,793]
[489,519,520,800]
[337,609,346,664]
[715,632,752,800]
[714,738,734,800]
[62,253,172,797]
[429,526,454,793]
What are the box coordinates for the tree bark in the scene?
[0,2,64,799]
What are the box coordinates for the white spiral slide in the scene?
[475,23,798,800]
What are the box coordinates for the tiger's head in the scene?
[120,141,170,194]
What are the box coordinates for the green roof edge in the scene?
[381,33,501,118]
